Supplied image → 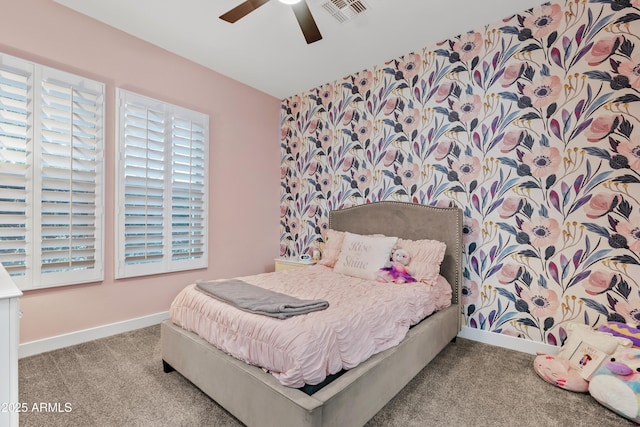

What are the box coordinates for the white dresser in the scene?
[0,264,21,427]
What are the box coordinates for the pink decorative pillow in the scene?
[318,229,345,267]
[334,232,398,280]
[396,238,446,285]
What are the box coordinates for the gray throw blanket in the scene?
[195,279,329,319]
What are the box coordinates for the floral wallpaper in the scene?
[280,0,640,347]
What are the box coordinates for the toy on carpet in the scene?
[555,323,632,361]
[376,248,416,284]
[533,353,589,392]
[532,322,632,393]
[599,322,640,348]
[589,347,640,424]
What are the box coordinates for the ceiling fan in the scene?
[220,0,322,44]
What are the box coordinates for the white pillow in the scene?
[334,232,398,280]
[556,323,632,360]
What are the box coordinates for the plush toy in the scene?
[376,248,416,284]
[556,323,632,362]
[533,353,590,392]
[599,322,640,348]
[532,323,632,393]
[589,347,640,424]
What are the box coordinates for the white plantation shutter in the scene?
[171,117,206,262]
[0,53,104,290]
[121,103,166,268]
[38,71,104,285]
[0,59,31,281]
[115,89,208,278]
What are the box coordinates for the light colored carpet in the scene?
[18,325,633,427]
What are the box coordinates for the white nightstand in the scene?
[275,258,316,272]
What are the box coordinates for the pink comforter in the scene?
[169,265,452,387]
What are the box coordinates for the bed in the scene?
[161,201,462,427]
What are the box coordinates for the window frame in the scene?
[0,52,105,290]
[114,88,209,279]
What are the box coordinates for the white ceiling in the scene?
[54,0,546,99]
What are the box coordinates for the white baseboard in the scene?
[19,311,169,359]
[457,326,559,355]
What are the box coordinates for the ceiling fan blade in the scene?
[220,0,270,23]
[292,1,322,44]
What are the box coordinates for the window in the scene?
[0,53,105,290]
[115,89,208,278]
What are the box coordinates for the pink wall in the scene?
[1,0,282,343]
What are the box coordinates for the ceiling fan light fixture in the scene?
[221,0,321,44]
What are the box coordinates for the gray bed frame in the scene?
[161,201,462,427]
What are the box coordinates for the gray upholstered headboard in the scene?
[328,201,462,305]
